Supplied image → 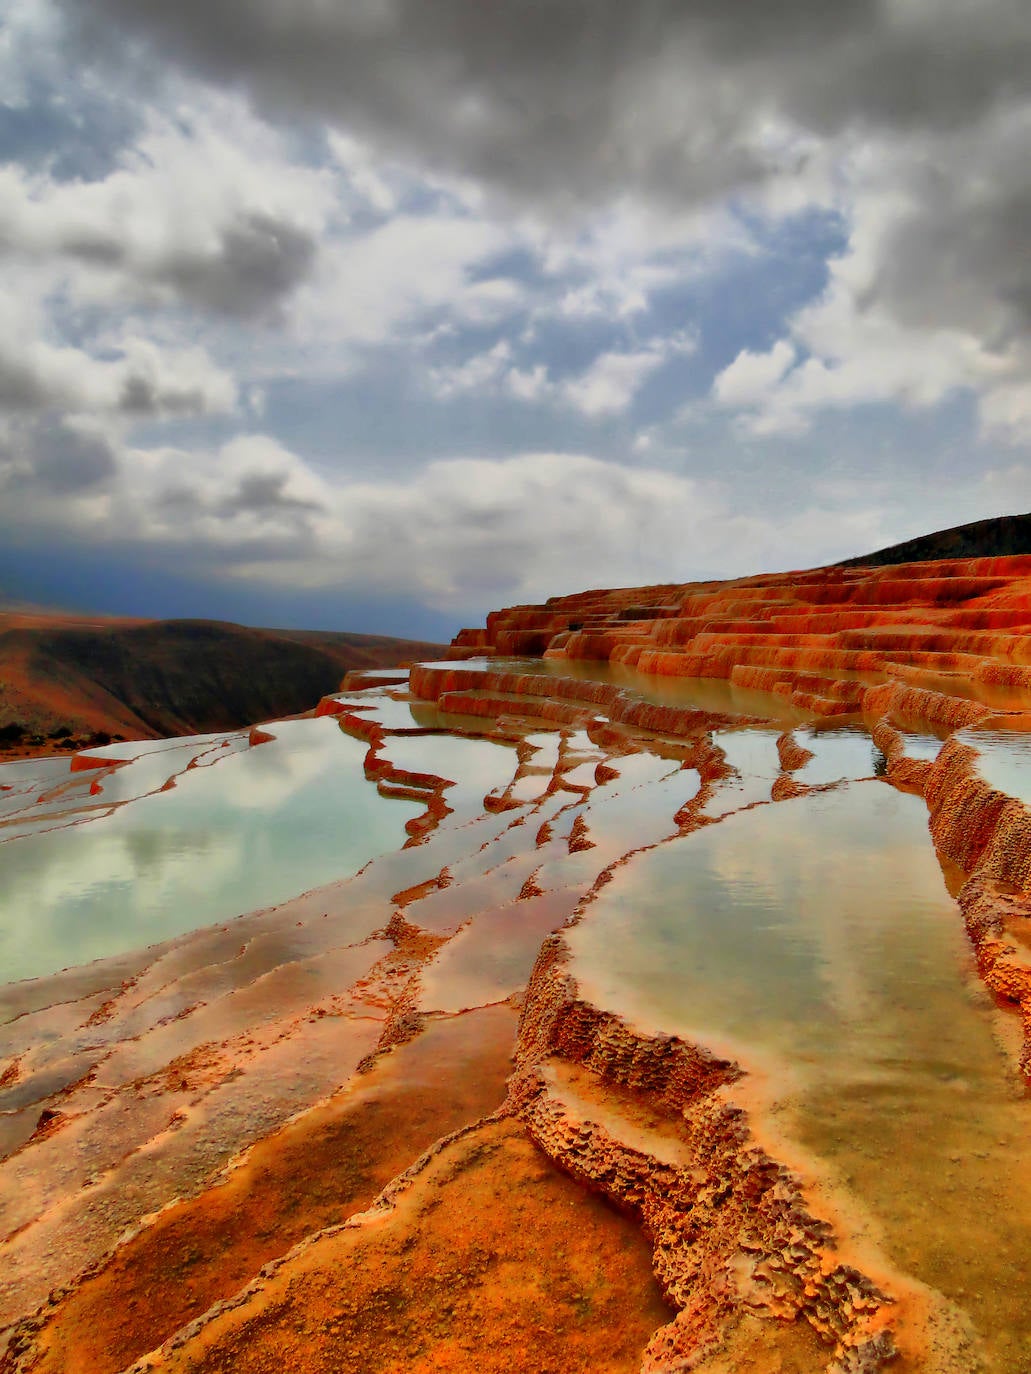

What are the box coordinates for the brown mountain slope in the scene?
[0,615,446,756]
[840,511,1031,566]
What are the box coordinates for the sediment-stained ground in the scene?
[3,554,1031,1373]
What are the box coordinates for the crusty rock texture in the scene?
[509,940,896,1372]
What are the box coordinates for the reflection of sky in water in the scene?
[0,757,78,790]
[602,753,679,792]
[898,731,945,762]
[380,733,519,808]
[78,732,237,761]
[713,728,781,780]
[568,781,1031,1368]
[569,783,973,1064]
[794,726,878,784]
[0,760,94,823]
[714,725,881,787]
[958,726,1031,804]
[0,737,258,842]
[338,690,427,731]
[0,719,419,983]
[580,768,700,852]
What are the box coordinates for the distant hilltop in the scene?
[840,512,1031,567]
[0,615,446,758]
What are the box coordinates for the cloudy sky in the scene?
[1,0,1029,637]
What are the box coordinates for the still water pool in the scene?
[0,718,420,984]
[570,782,1031,1371]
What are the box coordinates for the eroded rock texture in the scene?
[4,555,1031,1373]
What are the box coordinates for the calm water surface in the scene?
[0,719,420,983]
[569,782,1031,1371]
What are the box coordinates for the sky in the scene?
[0,0,1029,638]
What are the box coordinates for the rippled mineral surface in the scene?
[4,554,1031,1374]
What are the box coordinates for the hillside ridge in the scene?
[0,614,445,756]
[840,511,1031,567]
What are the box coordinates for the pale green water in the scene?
[958,725,1031,804]
[569,782,1031,1370]
[0,718,420,985]
[378,732,520,807]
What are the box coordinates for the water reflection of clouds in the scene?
[0,718,418,983]
[181,720,352,812]
[570,783,959,1065]
[957,725,1031,805]
[0,736,247,840]
[713,729,782,780]
[794,726,878,785]
[381,733,520,805]
[698,785,946,1030]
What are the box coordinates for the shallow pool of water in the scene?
[794,725,879,784]
[377,732,520,808]
[0,719,421,984]
[569,783,1031,1370]
[958,725,1031,805]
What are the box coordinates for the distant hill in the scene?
[839,512,1031,567]
[0,615,445,756]
[0,594,64,614]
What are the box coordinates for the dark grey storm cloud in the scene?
[29,423,118,492]
[55,0,1031,383]
[117,371,214,417]
[215,471,325,519]
[866,148,1031,346]
[0,355,57,413]
[0,419,118,495]
[61,0,1031,208]
[0,328,235,422]
[156,213,318,318]
[0,206,319,321]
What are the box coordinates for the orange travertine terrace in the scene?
[3,553,1031,1374]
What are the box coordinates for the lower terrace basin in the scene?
[567,782,1031,1372]
[955,721,1031,805]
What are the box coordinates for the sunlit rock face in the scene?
[3,556,1031,1373]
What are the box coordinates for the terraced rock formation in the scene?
[3,554,1031,1373]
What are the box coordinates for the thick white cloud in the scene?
[560,338,694,418]
[0,101,333,319]
[46,0,1030,460]
[712,341,797,409]
[0,437,936,614]
[427,341,513,402]
[289,214,516,356]
[712,114,1031,442]
[0,331,236,419]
